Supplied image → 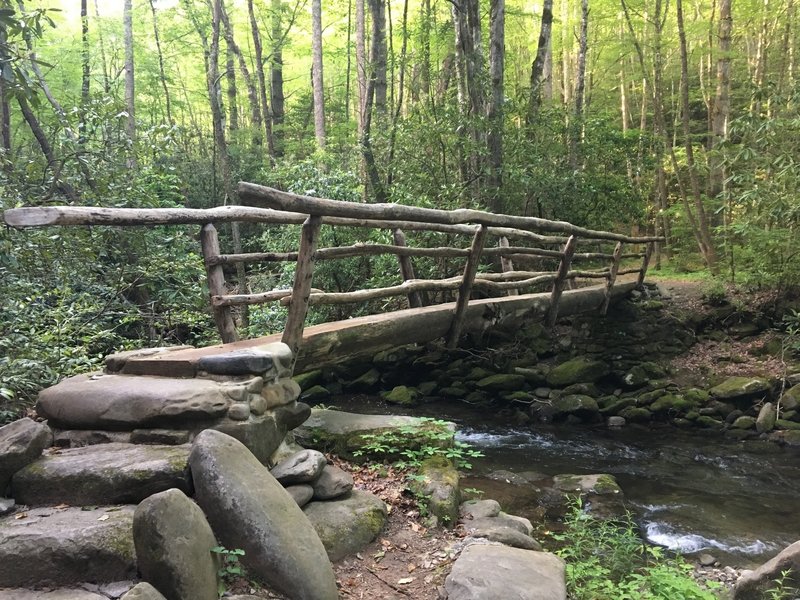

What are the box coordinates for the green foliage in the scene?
[766,570,800,600]
[552,499,719,600]
[352,418,484,470]
[782,310,800,358]
[210,545,246,598]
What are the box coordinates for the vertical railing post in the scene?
[282,215,322,363]
[637,241,654,287]
[499,236,518,296]
[547,235,578,327]
[600,241,624,315]
[201,223,239,344]
[392,228,423,308]
[446,225,489,349]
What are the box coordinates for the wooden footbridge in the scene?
[3,182,660,375]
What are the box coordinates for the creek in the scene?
[331,395,800,568]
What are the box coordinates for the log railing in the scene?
[1,181,661,355]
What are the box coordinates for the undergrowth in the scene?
[551,499,720,600]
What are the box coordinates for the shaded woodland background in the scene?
[0,0,798,417]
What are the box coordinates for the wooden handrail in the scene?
[2,182,661,351]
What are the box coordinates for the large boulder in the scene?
[733,540,800,599]
[551,395,600,421]
[0,418,52,494]
[36,374,233,429]
[709,377,771,403]
[295,409,454,461]
[546,358,610,387]
[552,474,626,519]
[303,490,388,561]
[188,430,338,600]
[12,443,191,506]
[0,506,136,587]
[756,402,777,433]
[444,544,566,600]
[780,384,800,411]
[133,489,218,600]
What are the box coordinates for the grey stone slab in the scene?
[0,506,136,588]
[12,443,190,506]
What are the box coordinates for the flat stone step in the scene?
[12,443,190,506]
[36,374,234,430]
[0,506,137,588]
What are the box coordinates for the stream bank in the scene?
[294,281,800,569]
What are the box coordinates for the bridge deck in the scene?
[117,282,636,378]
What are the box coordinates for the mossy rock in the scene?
[418,381,439,396]
[293,369,324,392]
[411,457,460,527]
[731,416,757,430]
[441,386,468,398]
[600,397,636,416]
[514,366,549,386]
[381,386,421,407]
[684,388,710,405]
[552,395,599,420]
[467,367,496,381]
[562,383,601,397]
[781,384,800,411]
[650,394,694,414]
[300,385,331,403]
[783,431,800,447]
[636,389,668,406]
[345,368,382,392]
[476,374,526,392]
[618,407,652,423]
[776,419,800,431]
[502,391,535,403]
[695,415,725,430]
[546,358,610,387]
[708,377,771,401]
[621,365,649,389]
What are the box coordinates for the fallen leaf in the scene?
[97,514,109,521]
[372,550,385,561]
[397,577,414,585]
[14,513,27,520]
[53,503,69,510]
[407,564,417,573]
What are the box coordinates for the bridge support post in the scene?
[201,224,239,344]
[282,215,322,364]
[392,228,424,308]
[547,235,578,327]
[446,225,489,348]
[600,241,624,315]
[637,241,654,287]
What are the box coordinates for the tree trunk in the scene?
[361,0,388,202]
[486,0,505,212]
[81,0,90,135]
[387,0,410,187]
[750,0,771,116]
[355,0,366,133]
[367,0,387,114]
[124,0,137,168]
[677,0,718,271]
[148,0,173,124]
[709,0,732,202]
[248,0,272,155]
[270,0,285,156]
[528,0,554,121]
[569,0,588,170]
[225,44,239,132]
[419,0,432,99]
[311,0,326,149]
[560,0,571,106]
[93,0,110,94]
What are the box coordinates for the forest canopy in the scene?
[1,0,798,416]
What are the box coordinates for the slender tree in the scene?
[487,0,505,211]
[311,0,326,149]
[148,0,173,124]
[124,0,136,168]
[270,0,286,155]
[529,0,554,121]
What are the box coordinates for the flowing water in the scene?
[332,396,800,567]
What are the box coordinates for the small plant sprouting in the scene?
[211,545,246,598]
[766,569,800,600]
